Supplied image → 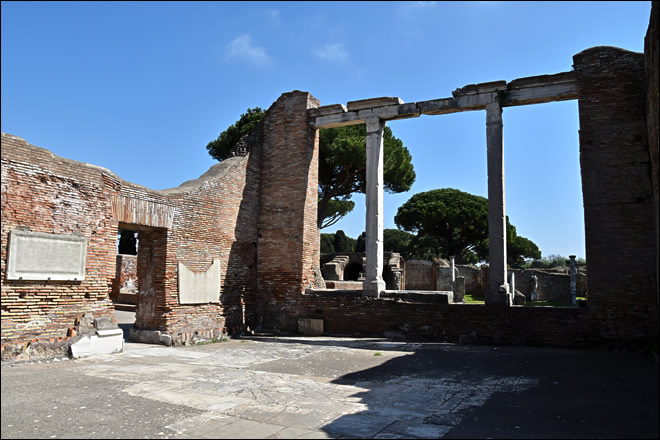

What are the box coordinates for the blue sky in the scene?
[1,1,653,260]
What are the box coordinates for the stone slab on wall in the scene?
[6,230,88,281]
[178,259,221,304]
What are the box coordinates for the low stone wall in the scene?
[293,291,598,348]
[1,92,321,360]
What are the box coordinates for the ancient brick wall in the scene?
[110,254,138,302]
[1,129,262,355]
[456,265,482,297]
[574,45,658,342]
[256,91,322,330]
[294,292,596,348]
[511,269,572,304]
[1,134,119,353]
[403,260,436,290]
[645,1,659,312]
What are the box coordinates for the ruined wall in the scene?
[256,91,322,330]
[574,45,658,342]
[457,265,483,297]
[645,1,659,310]
[294,293,595,348]
[403,260,436,290]
[1,129,261,355]
[1,134,119,353]
[110,254,138,302]
[511,269,571,304]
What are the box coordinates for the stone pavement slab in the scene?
[2,336,658,439]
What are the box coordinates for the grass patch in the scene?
[464,294,485,304]
[374,352,382,356]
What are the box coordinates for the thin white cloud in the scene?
[268,9,281,26]
[314,43,348,62]
[225,34,270,66]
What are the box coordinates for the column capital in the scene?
[364,115,383,130]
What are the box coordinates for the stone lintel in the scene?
[307,103,347,118]
[502,73,577,106]
[312,111,362,128]
[417,93,498,115]
[347,97,403,111]
[453,80,506,97]
[507,71,575,89]
[358,103,421,121]
[477,80,508,93]
[312,70,576,126]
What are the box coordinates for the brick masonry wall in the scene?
[574,45,658,342]
[644,1,659,314]
[457,265,483,297]
[110,254,138,301]
[1,134,118,356]
[256,91,322,330]
[293,292,596,348]
[403,260,435,290]
[1,127,262,356]
[511,269,573,304]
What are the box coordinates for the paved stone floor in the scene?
[1,318,658,439]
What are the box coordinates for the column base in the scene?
[485,282,511,306]
[362,279,385,298]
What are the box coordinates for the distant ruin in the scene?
[1,4,657,360]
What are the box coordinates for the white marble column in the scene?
[363,116,386,297]
[450,256,456,292]
[485,101,511,305]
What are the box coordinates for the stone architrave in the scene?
[178,259,221,304]
[569,255,577,305]
[6,230,87,281]
[485,101,511,305]
[363,116,386,297]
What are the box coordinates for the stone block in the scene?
[322,262,342,281]
[94,317,117,331]
[70,332,124,358]
[307,103,347,117]
[129,328,172,345]
[6,230,87,281]
[347,97,403,111]
[298,318,323,336]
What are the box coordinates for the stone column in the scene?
[485,101,511,305]
[569,255,577,305]
[450,256,456,292]
[363,116,386,297]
